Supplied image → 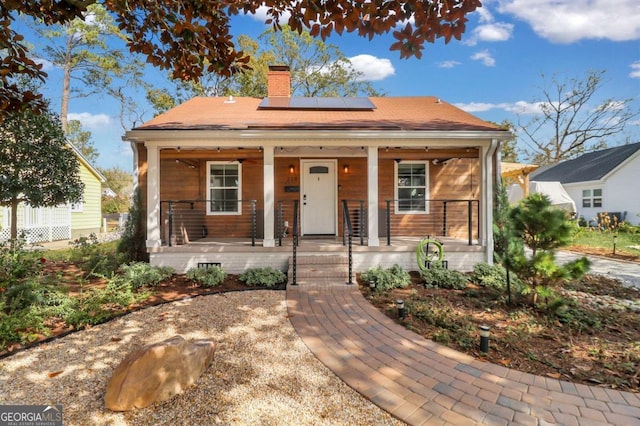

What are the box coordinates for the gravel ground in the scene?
[0,291,404,426]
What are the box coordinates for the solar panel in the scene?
[258,97,376,110]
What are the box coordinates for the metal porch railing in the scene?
[384,199,480,246]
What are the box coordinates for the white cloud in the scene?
[348,55,395,81]
[32,57,55,72]
[67,112,113,129]
[496,0,640,43]
[471,23,514,44]
[437,60,462,68]
[465,5,513,45]
[630,61,640,78]
[454,101,544,114]
[454,102,497,112]
[471,50,496,66]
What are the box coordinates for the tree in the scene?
[34,4,125,132]
[248,26,382,97]
[2,0,480,115]
[148,26,381,114]
[493,180,523,305]
[99,166,133,213]
[518,70,639,165]
[67,120,99,164]
[0,102,84,240]
[508,194,590,306]
[493,120,519,163]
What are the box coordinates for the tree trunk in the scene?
[60,34,73,134]
[10,198,19,241]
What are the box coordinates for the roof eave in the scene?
[123,129,511,145]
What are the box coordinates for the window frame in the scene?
[206,161,242,216]
[394,160,430,215]
[582,188,603,208]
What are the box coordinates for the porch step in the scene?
[288,255,353,285]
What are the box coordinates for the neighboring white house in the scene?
[532,142,640,225]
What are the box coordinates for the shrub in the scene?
[0,239,46,287]
[471,262,524,293]
[117,189,149,263]
[420,264,468,290]
[361,264,411,293]
[186,266,226,287]
[69,234,124,277]
[118,262,174,290]
[239,267,286,287]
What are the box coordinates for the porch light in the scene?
[343,164,349,174]
[289,164,295,174]
[396,299,405,319]
[479,325,490,353]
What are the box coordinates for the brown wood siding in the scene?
[159,150,264,241]
[378,152,480,240]
[141,146,481,243]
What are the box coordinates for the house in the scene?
[532,142,640,225]
[0,144,106,243]
[123,66,510,274]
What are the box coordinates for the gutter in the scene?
[485,138,501,265]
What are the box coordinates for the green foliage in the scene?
[0,103,84,239]
[508,193,591,305]
[69,233,124,277]
[117,188,149,263]
[420,264,468,290]
[117,262,174,290]
[510,193,573,256]
[239,267,286,287]
[186,266,227,288]
[471,262,524,293]
[0,239,46,287]
[360,264,410,293]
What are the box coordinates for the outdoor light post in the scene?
[613,234,617,255]
[396,299,405,319]
[479,325,490,354]
[369,280,376,290]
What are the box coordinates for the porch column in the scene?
[367,146,380,246]
[146,145,161,248]
[481,140,499,263]
[263,146,276,247]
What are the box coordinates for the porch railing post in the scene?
[467,200,473,245]
[277,201,283,247]
[442,201,447,236]
[251,200,256,247]
[386,200,391,246]
[359,200,365,246]
[168,201,173,247]
[342,200,346,246]
[292,200,299,285]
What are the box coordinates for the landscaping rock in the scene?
[104,335,216,411]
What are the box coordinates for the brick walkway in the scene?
[286,282,640,426]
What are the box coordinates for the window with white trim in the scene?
[395,161,429,213]
[207,161,242,215]
[582,189,602,208]
[70,197,84,212]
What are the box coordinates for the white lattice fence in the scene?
[0,204,71,243]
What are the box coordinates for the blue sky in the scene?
[24,0,640,171]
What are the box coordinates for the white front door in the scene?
[301,160,337,235]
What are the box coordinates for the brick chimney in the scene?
[267,65,291,98]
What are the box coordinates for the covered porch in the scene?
[133,140,499,274]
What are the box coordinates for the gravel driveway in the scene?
[0,291,404,426]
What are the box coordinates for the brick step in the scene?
[288,255,352,284]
